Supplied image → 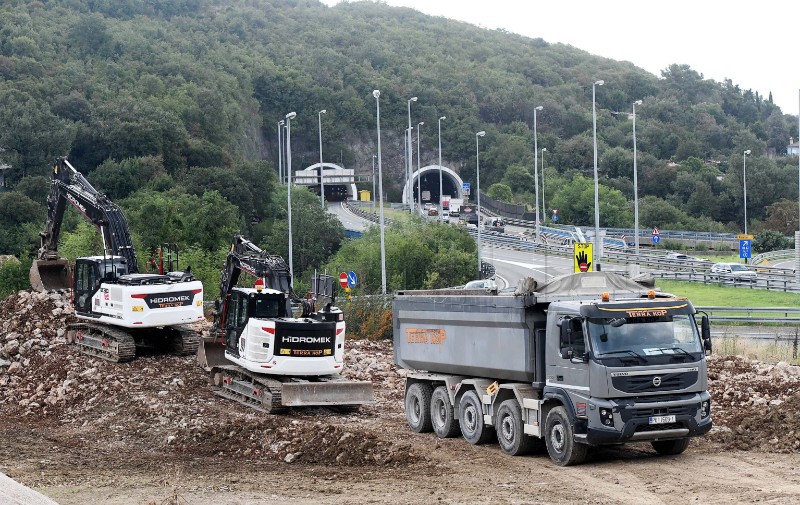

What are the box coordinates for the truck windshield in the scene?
[587,314,702,357]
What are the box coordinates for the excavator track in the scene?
[210,365,287,414]
[66,322,137,363]
[164,326,200,356]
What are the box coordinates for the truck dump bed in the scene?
[393,273,655,383]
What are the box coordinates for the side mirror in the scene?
[701,315,712,354]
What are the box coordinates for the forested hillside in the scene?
[0,0,798,291]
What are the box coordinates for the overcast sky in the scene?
[323,0,799,115]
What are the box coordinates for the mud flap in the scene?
[280,380,374,407]
[30,259,71,292]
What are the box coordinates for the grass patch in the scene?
[656,280,800,306]
[714,333,800,364]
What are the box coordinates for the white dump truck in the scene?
[393,272,712,465]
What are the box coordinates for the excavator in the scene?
[29,157,204,362]
[197,235,373,413]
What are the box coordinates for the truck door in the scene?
[549,315,590,394]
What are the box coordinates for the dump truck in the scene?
[393,272,712,465]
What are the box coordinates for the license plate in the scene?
[649,415,676,424]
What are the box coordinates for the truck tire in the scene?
[430,386,460,438]
[459,390,494,445]
[651,438,690,455]
[405,383,433,433]
[545,406,588,466]
[496,399,535,456]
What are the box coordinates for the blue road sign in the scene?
[652,235,660,244]
[552,214,559,223]
[739,240,752,259]
[347,271,358,287]
[462,183,470,191]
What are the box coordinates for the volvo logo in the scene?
[652,376,662,387]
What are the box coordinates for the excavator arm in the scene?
[30,157,139,291]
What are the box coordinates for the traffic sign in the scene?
[739,240,752,259]
[737,234,754,240]
[347,271,358,287]
[463,182,471,196]
[652,235,660,244]
[339,272,348,289]
[254,277,265,291]
[652,226,660,236]
[552,214,558,223]
[573,243,593,273]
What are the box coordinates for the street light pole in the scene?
[407,96,418,213]
[592,79,604,269]
[533,105,543,240]
[438,116,446,218]
[633,99,643,256]
[318,109,327,208]
[743,149,751,235]
[541,147,547,222]
[285,111,297,286]
[476,130,486,277]
[374,90,387,294]
[416,121,424,214]
[278,120,284,185]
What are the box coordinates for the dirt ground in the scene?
[2,291,800,504]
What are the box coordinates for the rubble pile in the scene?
[706,355,800,453]
[0,290,415,467]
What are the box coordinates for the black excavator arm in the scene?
[30,157,138,290]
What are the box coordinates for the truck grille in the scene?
[633,405,693,418]
[612,371,698,393]
[274,321,336,358]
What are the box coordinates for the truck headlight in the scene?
[599,407,614,426]
[701,400,711,418]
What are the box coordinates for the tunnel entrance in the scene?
[403,165,463,206]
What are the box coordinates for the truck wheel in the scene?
[651,438,690,455]
[545,406,588,466]
[405,383,433,433]
[459,390,494,445]
[496,399,534,456]
[430,386,460,438]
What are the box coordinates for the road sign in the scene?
[552,214,558,223]
[739,239,752,259]
[737,234,754,240]
[573,243,593,273]
[462,182,471,196]
[339,272,348,289]
[652,235,660,244]
[347,271,358,287]
[652,226,660,236]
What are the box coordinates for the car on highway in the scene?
[427,208,439,216]
[710,262,757,281]
[666,252,710,262]
[464,279,498,290]
[441,210,450,219]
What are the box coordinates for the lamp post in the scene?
[533,105,543,240]
[372,154,376,210]
[416,121,424,213]
[285,111,297,285]
[318,109,327,208]
[277,120,284,184]
[541,147,547,222]
[633,99,643,256]
[592,79,604,268]
[438,116,446,218]
[407,96,418,213]
[743,149,751,235]
[476,130,486,276]
[374,90,387,294]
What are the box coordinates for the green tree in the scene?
[754,230,792,253]
[487,183,513,203]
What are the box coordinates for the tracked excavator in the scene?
[29,157,204,362]
[197,235,373,413]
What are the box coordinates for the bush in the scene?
[341,294,393,340]
[0,256,31,299]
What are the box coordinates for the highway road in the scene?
[327,201,370,232]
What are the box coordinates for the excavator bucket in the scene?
[280,380,374,407]
[29,258,71,292]
[197,336,229,372]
